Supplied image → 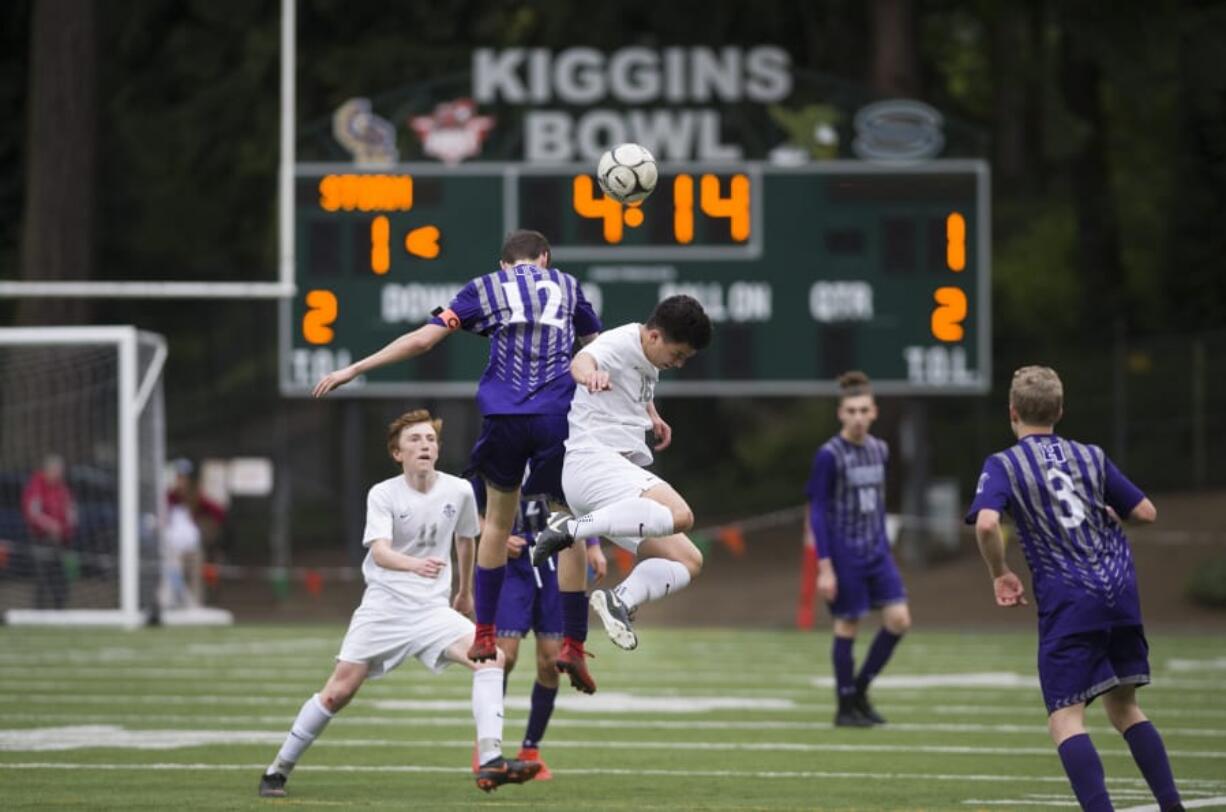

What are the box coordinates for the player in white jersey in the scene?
[258,410,541,798]
[533,295,713,652]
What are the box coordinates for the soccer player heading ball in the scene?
[967,366,1182,811]
[313,230,602,679]
[532,295,713,657]
[805,371,912,727]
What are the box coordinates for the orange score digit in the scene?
[302,289,338,345]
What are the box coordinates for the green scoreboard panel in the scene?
[280,160,989,396]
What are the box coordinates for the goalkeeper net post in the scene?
[0,326,230,627]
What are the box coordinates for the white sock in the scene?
[268,693,334,776]
[473,667,505,765]
[613,558,692,610]
[568,498,674,539]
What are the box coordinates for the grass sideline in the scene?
[1,625,1224,810]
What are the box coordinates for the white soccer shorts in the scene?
[562,447,665,553]
[336,587,474,678]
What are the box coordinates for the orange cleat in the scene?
[516,747,552,780]
[556,637,596,694]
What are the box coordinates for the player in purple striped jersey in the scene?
[966,366,1182,812]
[806,371,911,727]
[313,230,602,687]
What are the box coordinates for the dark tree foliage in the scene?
[4,0,1224,545]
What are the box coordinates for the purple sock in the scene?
[832,636,856,698]
[855,629,902,693]
[1057,734,1112,812]
[474,566,505,626]
[1124,721,1181,810]
[523,681,558,749]
[561,591,588,643]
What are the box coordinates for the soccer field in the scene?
[1,626,1223,811]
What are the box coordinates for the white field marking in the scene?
[6,726,1226,761]
[810,672,1226,692]
[0,726,284,751]
[811,672,1038,689]
[181,639,335,656]
[929,704,1226,720]
[1,761,1224,789]
[0,679,813,700]
[1118,798,1226,811]
[1168,657,1226,672]
[0,694,793,713]
[963,801,1079,807]
[371,693,797,713]
[1,706,1223,738]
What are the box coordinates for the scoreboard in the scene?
[279,160,989,396]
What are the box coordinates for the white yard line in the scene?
[4,726,1225,760]
[0,761,1223,789]
[0,710,1222,737]
[1117,798,1226,811]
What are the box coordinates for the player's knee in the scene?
[536,650,557,682]
[885,607,911,635]
[320,685,356,713]
[672,505,694,533]
[675,541,703,577]
[1103,694,1145,732]
[502,650,518,674]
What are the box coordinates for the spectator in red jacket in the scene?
[21,453,78,609]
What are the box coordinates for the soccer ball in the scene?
[596,143,658,205]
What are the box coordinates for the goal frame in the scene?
[1,326,165,628]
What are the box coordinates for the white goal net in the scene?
[0,327,168,627]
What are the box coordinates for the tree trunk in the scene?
[17,0,96,325]
[870,0,917,95]
[1058,15,1124,334]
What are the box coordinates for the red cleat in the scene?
[475,756,541,792]
[556,637,596,694]
[467,623,498,662]
[517,747,552,780]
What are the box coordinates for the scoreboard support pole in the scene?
[898,400,931,568]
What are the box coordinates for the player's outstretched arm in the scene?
[571,352,611,393]
[370,538,446,578]
[974,509,1027,607]
[313,323,451,397]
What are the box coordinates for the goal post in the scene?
[0,326,227,627]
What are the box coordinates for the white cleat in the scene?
[590,589,638,650]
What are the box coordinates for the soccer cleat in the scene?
[556,637,597,694]
[475,756,542,792]
[258,772,288,797]
[467,623,498,662]
[853,690,886,724]
[590,589,638,650]
[531,512,576,566]
[516,747,552,780]
[834,697,874,728]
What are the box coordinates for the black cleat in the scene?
[258,772,288,797]
[834,697,874,727]
[531,512,576,567]
[853,690,886,724]
[590,589,638,650]
[475,756,542,792]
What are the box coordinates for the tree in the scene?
[17,0,95,326]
